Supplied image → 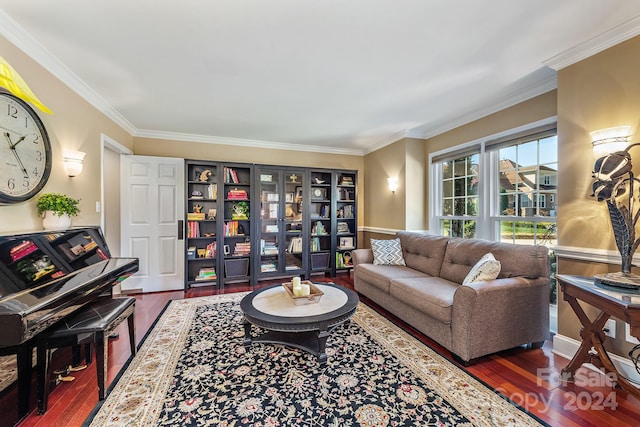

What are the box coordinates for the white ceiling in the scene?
[1,1,640,155]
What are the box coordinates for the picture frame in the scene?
[311,187,326,199]
[295,186,303,199]
[285,192,294,203]
[339,237,354,249]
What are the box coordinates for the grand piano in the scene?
[0,226,138,419]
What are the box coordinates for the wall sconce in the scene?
[63,150,85,177]
[590,125,640,288]
[387,177,398,193]
[591,125,632,157]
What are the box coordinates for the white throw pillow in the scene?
[371,238,406,266]
[462,252,501,285]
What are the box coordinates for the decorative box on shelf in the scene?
[311,252,330,269]
[225,258,250,277]
[282,281,324,305]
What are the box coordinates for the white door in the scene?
[120,155,184,292]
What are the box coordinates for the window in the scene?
[431,123,557,247]
[439,154,479,238]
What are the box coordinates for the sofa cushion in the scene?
[371,238,406,265]
[462,252,501,285]
[396,231,449,276]
[440,237,550,284]
[389,277,459,324]
[355,264,428,293]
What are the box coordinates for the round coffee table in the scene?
[240,283,359,364]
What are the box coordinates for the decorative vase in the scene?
[42,211,72,230]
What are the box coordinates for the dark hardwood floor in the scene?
[2,273,639,426]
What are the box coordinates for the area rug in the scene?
[85,292,545,426]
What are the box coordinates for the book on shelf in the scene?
[224,220,243,236]
[227,188,248,200]
[224,167,240,184]
[232,241,251,256]
[339,176,354,186]
[260,263,277,272]
[9,240,38,261]
[205,241,216,258]
[187,212,206,220]
[195,266,217,281]
[288,236,303,253]
[188,221,201,238]
[310,236,321,252]
[207,183,218,199]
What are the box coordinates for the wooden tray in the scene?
[282,281,324,305]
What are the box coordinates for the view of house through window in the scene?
[432,127,558,311]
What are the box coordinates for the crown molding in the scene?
[362,130,413,155]
[543,15,640,70]
[133,129,364,156]
[417,73,557,140]
[0,9,137,134]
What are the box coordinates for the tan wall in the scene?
[424,91,558,231]
[0,36,133,234]
[133,137,365,230]
[362,139,409,230]
[556,35,640,355]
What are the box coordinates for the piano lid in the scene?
[0,227,114,299]
[0,257,138,316]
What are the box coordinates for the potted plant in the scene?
[36,193,80,230]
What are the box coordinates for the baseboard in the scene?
[553,334,640,387]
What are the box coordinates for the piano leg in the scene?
[36,341,50,415]
[15,342,34,419]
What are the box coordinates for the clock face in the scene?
[313,188,324,198]
[0,92,51,204]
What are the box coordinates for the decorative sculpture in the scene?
[592,143,640,287]
[199,169,212,182]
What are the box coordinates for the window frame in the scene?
[429,118,557,243]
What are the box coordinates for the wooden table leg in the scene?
[562,293,640,399]
[561,294,609,378]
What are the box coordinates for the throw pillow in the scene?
[371,238,406,266]
[462,252,501,285]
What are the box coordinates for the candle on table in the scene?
[301,284,310,296]
[292,277,302,296]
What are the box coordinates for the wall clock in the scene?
[0,91,52,204]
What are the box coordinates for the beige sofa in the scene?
[352,231,550,363]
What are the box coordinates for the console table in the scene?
[556,274,640,398]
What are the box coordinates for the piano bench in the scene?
[36,297,136,415]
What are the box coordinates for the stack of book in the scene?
[233,241,251,256]
[195,267,216,281]
[187,212,206,220]
[227,188,248,200]
[260,239,278,255]
[340,176,354,186]
[9,240,38,261]
[260,262,277,272]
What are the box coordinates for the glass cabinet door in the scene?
[257,168,306,278]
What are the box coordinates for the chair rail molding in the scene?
[554,245,639,265]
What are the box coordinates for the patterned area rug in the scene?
[86,292,544,426]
